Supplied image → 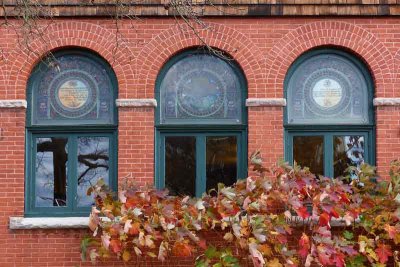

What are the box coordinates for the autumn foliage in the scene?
[82,152,400,266]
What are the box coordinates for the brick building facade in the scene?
[1,1,400,266]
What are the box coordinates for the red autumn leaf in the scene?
[198,239,207,250]
[296,206,310,219]
[298,233,310,258]
[376,243,392,264]
[109,239,122,253]
[333,252,346,267]
[330,208,340,218]
[339,193,350,204]
[172,241,193,257]
[319,212,331,228]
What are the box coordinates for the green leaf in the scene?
[195,259,209,267]
[346,255,367,267]
[205,246,218,259]
[343,230,354,240]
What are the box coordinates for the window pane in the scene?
[334,136,364,177]
[35,137,68,207]
[293,136,324,175]
[160,54,242,125]
[206,136,237,193]
[165,136,196,196]
[77,137,110,207]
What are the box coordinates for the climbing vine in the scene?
[82,152,400,266]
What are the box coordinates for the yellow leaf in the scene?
[266,258,283,267]
[223,232,234,242]
[366,247,379,262]
[395,233,400,245]
[122,250,131,262]
[258,244,272,257]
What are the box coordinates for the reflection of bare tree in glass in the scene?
[76,137,109,206]
[334,136,364,177]
[37,138,68,206]
[36,137,109,207]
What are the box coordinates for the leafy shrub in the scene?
[82,152,400,266]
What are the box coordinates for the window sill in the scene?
[9,216,89,230]
[286,215,360,227]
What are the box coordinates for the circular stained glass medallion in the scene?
[58,79,89,109]
[312,78,343,108]
[49,70,98,118]
[177,70,225,117]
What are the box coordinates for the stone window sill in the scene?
[9,215,357,230]
[9,216,89,229]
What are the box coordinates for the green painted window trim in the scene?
[285,130,375,177]
[25,50,118,217]
[284,48,375,174]
[156,131,248,197]
[155,50,248,196]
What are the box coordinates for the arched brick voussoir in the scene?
[6,21,134,98]
[0,66,5,97]
[392,49,400,97]
[135,23,266,99]
[267,21,394,97]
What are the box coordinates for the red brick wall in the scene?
[0,17,400,266]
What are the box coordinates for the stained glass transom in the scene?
[159,54,242,124]
[287,53,370,125]
[30,53,115,125]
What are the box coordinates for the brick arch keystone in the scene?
[6,21,134,99]
[267,21,394,98]
[135,23,266,99]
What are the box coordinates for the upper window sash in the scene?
[156,52,246,126]
[285,49,374,126]
[27,50,117,127]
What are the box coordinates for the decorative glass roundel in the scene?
[31,52,115,125]
[286,53,370,125]
[160,53,242,124]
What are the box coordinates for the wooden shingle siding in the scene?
[1,0,400,17]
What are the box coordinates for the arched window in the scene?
[155,50,247,197]
[26,50,118,216]
[285,49,375,177]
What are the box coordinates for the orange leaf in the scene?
[129,222,141,236]
[384,224,397,239]
[319,212,331,228]
[172,241,193,257]
[109,239,122,254]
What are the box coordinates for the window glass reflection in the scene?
[35,137,68,207]
[206,136,237,193]
[77,137,110,207]
[334,136,364,177]
[165,136,196,196]
[293,136,324,175]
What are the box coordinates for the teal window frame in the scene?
[284,48,375,176]
[155,50,248,197]
[25,50,118,217]
[285,129,375,177]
